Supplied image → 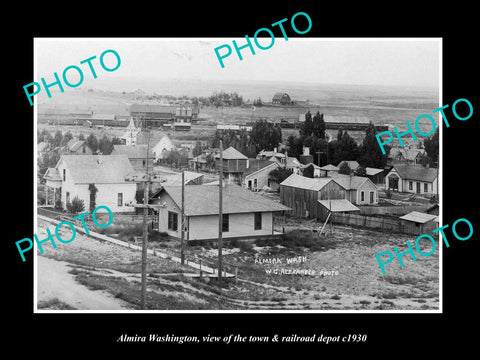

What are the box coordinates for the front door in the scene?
[416,182,421,194]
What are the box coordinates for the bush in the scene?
[238,241,254,252]
[385,188,392,199]
[55,198,63,211]
[37,192,46,205]
[66,196,85,214]
[150,231,170,242]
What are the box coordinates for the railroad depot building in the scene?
[151,184,291,241]
[385,164,438,196]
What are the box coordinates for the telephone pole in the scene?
[181,170,185,264]
[140,130,151,310]
[218,140,223,286]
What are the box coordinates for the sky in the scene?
[35,38,440,90]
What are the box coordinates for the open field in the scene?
[36,215,440,311]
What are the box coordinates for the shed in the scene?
[280,173,348,220]
[399,211,438,235]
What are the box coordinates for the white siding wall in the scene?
[60,175,136,213]
[188,212,274,241]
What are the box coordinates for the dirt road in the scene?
[36,255,131,311]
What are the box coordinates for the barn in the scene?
[280,173,351,220]
[272,93,292,105]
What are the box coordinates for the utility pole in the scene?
[140,130,151,310]
[181,170,185,264]
[218,140,223,286]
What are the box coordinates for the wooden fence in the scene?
[331,212,438,236]
[358,204,431,216]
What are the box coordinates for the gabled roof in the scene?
[272,93,290,100]
[390,164,438,183]
[53,155,135,184]
[245,159,279,177]
[258,150,286,159]
[215,146,248,160]
[44,167,61,181]
[318,199,360,212]
[67,139,86,152]
[280,173,333,191]
[365,167,384,176]
[329,173,374,190]
[337,160,360,170]
[111,145,154,159]
[286,157,301,168]
[320,164,339,171]
[300,162,321,170]
[399,211,438,224]
[160,184,290,216]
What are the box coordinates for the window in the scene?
[118,193,123,207]
[360,191,365,202]
[222,214,229,232]
[168,212,178,231]
[254,212,262,230]
[370,191,374,204]
[409,181,413,190]
[142,160,146,167]
[424,183,428,193]
[63,169,66,181]
[66,192,70,204]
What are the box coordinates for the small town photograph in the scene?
[35,38,441,311]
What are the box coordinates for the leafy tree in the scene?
[60,131,73,146]
[269,167,293,184]
[299,111,313,137]
[423,129,439,167]
[312,111,326,138]
[66,195,85,214]
[358,122,389,168]
[52,130,63,148]
[98,135,113,154]
[286,135,303,159]
[112,136,124,145]
[303,164,314,178]
[355,165,367,177]
[164,150,188,168]
[339,162,352,175]
[332,131,358,165]
[193,140,203,157]
[86,133,99,153]
[38,129,53,143]
[250,119,282,154]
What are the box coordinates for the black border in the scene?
[7,3,478,354]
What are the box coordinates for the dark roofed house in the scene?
[272,93,292,105]
[243,159,280,191]
[110,145,155,171]
[129,103,175,128]
[385,164,438,196]
[66,138,93,155]
[151,184,290,241]
[280,173,353,220]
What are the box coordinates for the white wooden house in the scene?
[43,155,137,213]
